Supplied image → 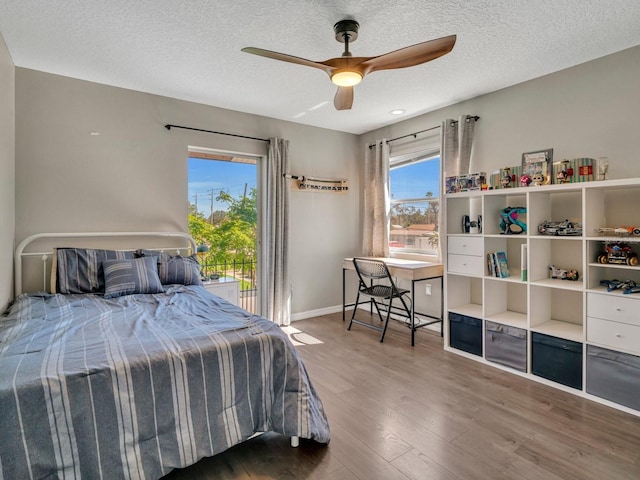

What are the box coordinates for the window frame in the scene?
[388,147,441,259]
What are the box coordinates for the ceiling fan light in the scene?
[331,70,362,87]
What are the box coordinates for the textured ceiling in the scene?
[1,1,640,134]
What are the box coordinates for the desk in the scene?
[342,257,444,346]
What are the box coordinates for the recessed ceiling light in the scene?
[390,109,406,115]
[89,131,101,136]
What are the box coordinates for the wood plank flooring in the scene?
[164,313,640,480]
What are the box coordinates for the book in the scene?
[495,251,510,278]
[487,252,497,276]
[521,244,528,281]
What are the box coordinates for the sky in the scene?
[188,158,257,217]
[390,156,440,201]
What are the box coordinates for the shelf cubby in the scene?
[484,235,526,280]
[446,274,482,317]
[528,189,582,237]
[484,278,527,329]
[528,237,583,288]
[529,286,583,342]
[446,193,482,235]
[584,184,640,235]
[483,192,527,235]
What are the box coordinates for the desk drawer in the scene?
[448,236,483,256]
[587,317,640,355]
[587,293,640,326]
[448,253,484,275]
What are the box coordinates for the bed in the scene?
[1,232,330,479]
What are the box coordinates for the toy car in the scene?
[549,265,579,281]
[538,220,582,236]
[600,278,639,293]
[597,226,640,236]
[597,242,639,266]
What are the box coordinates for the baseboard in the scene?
[291,304,346,322]
[291,304,440,332]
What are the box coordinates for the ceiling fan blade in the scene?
[334,86,354,110]
[242,47,334,75]
[361,35,456,75]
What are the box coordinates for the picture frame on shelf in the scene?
[521,148,553,186]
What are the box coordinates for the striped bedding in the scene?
[0,285,330,479]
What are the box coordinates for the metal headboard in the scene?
[15,232,197,296]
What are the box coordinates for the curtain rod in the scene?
[164,124,270,143]
[367,115,480,149]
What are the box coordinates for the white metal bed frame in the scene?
[14,231,197,296]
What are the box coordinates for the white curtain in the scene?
[362,139,390,257]
[266,138,291,326]
[441,114,478,177]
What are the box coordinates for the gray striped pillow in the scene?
[135,250,203,286]
[56,248,136,294]
[102,256,164,298]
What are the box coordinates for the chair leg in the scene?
[347,291,362,331]
[370,298,385,322]
[398,295,413,345]
[379,299,392,342]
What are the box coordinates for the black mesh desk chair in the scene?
[348,258,412,342]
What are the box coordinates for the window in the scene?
[389,151,440,256]
[187,149,261,313]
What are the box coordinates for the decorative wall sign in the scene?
[285,174,348,192]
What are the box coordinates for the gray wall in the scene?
[0,33,15,312]
[14,69,361,315]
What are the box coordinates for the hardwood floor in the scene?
[165,313,640,479]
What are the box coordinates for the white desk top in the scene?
[343,257,443,280]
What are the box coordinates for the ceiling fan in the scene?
[242,20,456,111]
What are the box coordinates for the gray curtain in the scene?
[441,114,478,176]
[266,138,290,326]
[440,115,477,259]
[362,139,390,257]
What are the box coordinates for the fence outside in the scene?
[201,258,257,313]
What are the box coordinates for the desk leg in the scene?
[440,276,444,337]
[342,268,346,322]
[411,279,416,346]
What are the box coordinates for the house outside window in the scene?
[389,151,440,256]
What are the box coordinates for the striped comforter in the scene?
[0,286,330,479]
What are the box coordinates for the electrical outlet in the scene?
[425,284,432,296]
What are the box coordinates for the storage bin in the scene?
[449,312,482,356]
[485,321,527,372]
[586,345,640,411]
[531,332,583,389]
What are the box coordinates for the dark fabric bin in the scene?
[485,321,527,372]
[587,345,640,411]
[531,332,583,389]
[449,312,482,356]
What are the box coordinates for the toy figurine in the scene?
[501,168,512,188]
[556,160,570,184]
[531,172,545,186]
[519,174,532,187]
